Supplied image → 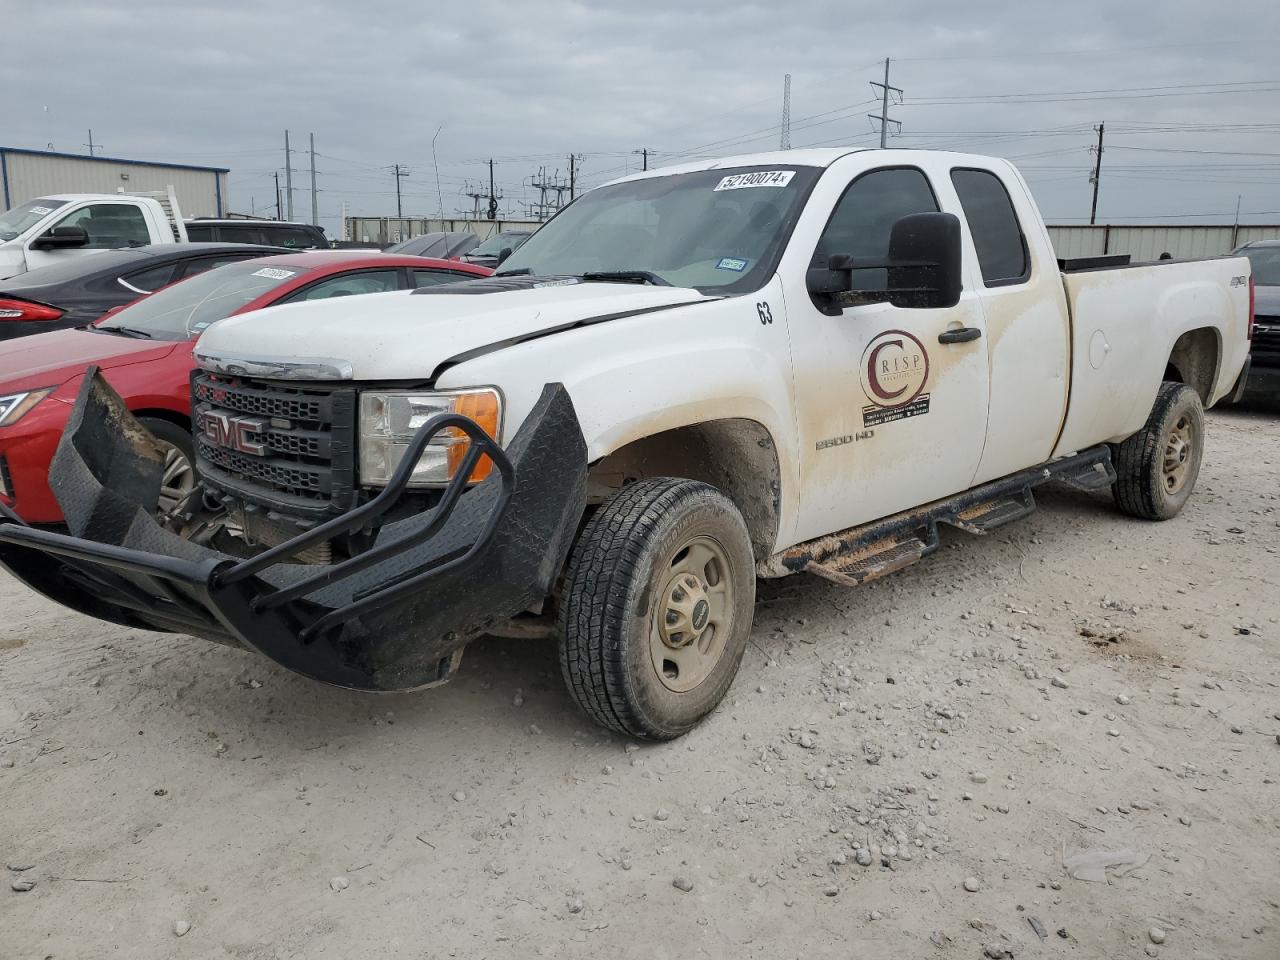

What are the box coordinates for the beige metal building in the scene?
[345,216,542,245]
[1,146,229,218]
[1048,223,1280,260]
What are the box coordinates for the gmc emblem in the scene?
[199,411,267,456]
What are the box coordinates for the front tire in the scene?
[558,478,756,740]
[1111,382,1204,521]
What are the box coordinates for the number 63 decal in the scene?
[756,301,774,325]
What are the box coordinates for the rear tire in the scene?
[139,417,197,517]
[1111,382,1204,521]
[558,478,756,740]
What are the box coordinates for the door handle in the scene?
[938,327,982,344]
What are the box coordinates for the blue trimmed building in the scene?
[1,146,228,217]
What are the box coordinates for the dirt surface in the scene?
[2,405,1278,959]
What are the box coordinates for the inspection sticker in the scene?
[716,257,749,272]
[29,206,53,216]
[713,170,795,191]
[252,267,297,280]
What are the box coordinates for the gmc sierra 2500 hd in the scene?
[0,149,1254,740]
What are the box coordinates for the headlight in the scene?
[359,388,502,487]
[0,388,54,427]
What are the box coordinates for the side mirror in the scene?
[806,212,963,310]
[495,246,514,267]
[32,225,89,251]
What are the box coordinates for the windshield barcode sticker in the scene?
[29,206,53,216]
[251,268,296,280]
[713,170,795,191]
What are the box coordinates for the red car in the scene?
[0,251,491,523]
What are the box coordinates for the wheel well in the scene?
[133,408,191,431]
[1163,328,1219,403]
[588,419,781,562]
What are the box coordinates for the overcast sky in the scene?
[4,1,1279,236]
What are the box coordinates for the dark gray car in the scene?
[383,231,480,259]
[1233,240,1280,396]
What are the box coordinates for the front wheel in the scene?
[558,478,756,740]
[140,417,197,517]
[1111,382,1204,521]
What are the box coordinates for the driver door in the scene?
[786,165,991,543]
[26,202,151,272]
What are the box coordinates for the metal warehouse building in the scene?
[1048,223,1280,260]
[0,147,229,218]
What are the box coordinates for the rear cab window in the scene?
[950,168,1030,287]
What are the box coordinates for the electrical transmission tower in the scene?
[780,74,792,150]
[868,59,903,147]
[527,166,571,220]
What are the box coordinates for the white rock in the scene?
[173,920,191,937]
[963,876,981,892]
[329,876,349,892]
[1149,927,1167,944]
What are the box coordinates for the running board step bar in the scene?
[767,445,1116,585]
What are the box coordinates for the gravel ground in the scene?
[2,404,1278,959]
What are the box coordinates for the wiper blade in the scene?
[96,325,153,339]
[579,270,671,287]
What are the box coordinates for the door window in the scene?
[176,253,261,279]
[119,262,178,293]
[184,224,215,242]
[814,168,939,292]
[53,203,151,249]
[412,269,477,288]
[263,225,324,248]
[283,270,402,302]
[218,226,266,244]
[950,169,1029,286]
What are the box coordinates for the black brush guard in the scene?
[0,371,587,691]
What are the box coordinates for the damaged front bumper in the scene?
[0,372,587,691]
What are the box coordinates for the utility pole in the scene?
[487,158,498,220]
[568,154,580,201]
[84,129,97,157]
[274,171,282,221]
[392,163,410,219]
[284,130,294,221]
[1089,122,1105,225]
[780,74,792,150]
[309,132,318,226]
[632,148,654,171]
[869,58,903,148]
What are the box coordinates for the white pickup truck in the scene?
[0,149,1253,740]
[0,190,187,280]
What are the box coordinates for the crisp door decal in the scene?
[859,329,930,427]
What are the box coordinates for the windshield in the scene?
[0,198,69,242]
[471,231,530,257]
[97,261,312,341]
[1243,246,1280,286]
[497,165,820,291]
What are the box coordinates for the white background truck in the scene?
[0,189,187,280]
[0,148,1253,741]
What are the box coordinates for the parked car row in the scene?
[0,245,492,523]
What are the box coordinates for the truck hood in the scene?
[195,279,715,380]
[0,328,180,394]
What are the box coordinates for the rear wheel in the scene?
[139,417,197,517]
[558,478,756,740]
[1111,382,1204,521]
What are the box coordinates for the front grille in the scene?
[191,372,357,513]
[1254,315,1280,364]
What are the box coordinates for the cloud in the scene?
[2,0,1277,233]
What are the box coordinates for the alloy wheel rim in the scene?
[649,535,734,693]
[157,443,196,515]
